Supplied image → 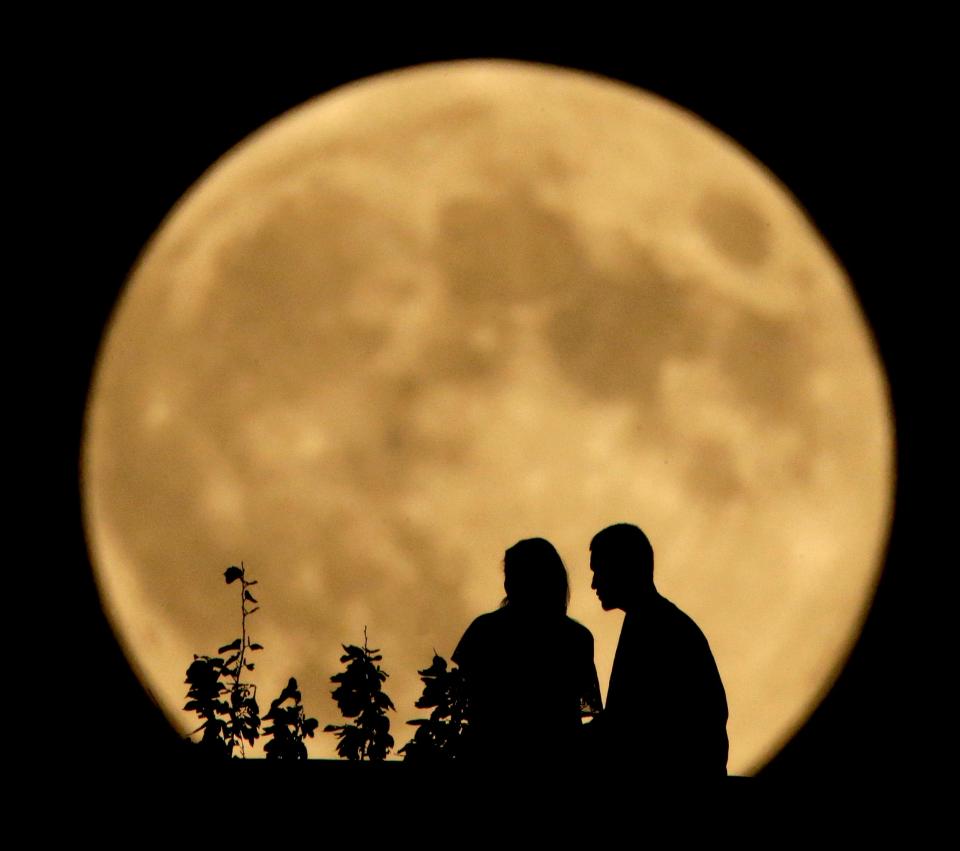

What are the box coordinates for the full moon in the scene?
[82,60,893,774]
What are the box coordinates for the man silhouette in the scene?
[590,523,728,778]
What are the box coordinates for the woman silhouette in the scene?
[452,538,602,765]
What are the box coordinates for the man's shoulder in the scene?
[656,595,711,642]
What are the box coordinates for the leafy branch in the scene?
[324,628,395,761]
[399,654,470,762]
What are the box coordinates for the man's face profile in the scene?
[590,550,623,612]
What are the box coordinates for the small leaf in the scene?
[244,590,258,603]
[218,639,242,654]
[245,663,255,671]
[224,566,243,584]
[249,643,264,651]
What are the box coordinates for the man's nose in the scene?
[590,574,597,589]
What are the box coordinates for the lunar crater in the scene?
[698,191,773,268]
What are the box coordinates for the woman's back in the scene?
[452,605,601,763]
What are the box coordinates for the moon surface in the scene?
[82,60,893,773]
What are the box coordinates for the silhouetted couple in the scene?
[452,524,729,778]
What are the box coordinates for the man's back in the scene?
[603,592,728,777]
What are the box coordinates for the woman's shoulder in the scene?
[465,608,511,632]
[562,615,595,645]
[452,609,507,663]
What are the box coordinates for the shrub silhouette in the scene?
[399,654,470,763]
[324,629,395,760]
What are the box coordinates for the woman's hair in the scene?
[501,537,570,615]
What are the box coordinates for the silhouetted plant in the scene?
[183,563,317,759]
[263,677,319,759]
[324,629,395,760]
[183,655,233,758]
[399,653,470,763]
[184,563,263,757]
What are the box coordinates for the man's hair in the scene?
[589,523,654,586]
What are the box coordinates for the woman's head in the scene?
[502,537,570,614]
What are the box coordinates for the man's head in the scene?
[589,523,655,611]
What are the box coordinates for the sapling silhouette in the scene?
[183,563,263,757]
[324,629,395,760]
[183,563,317,759]
[399,653,470,763]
